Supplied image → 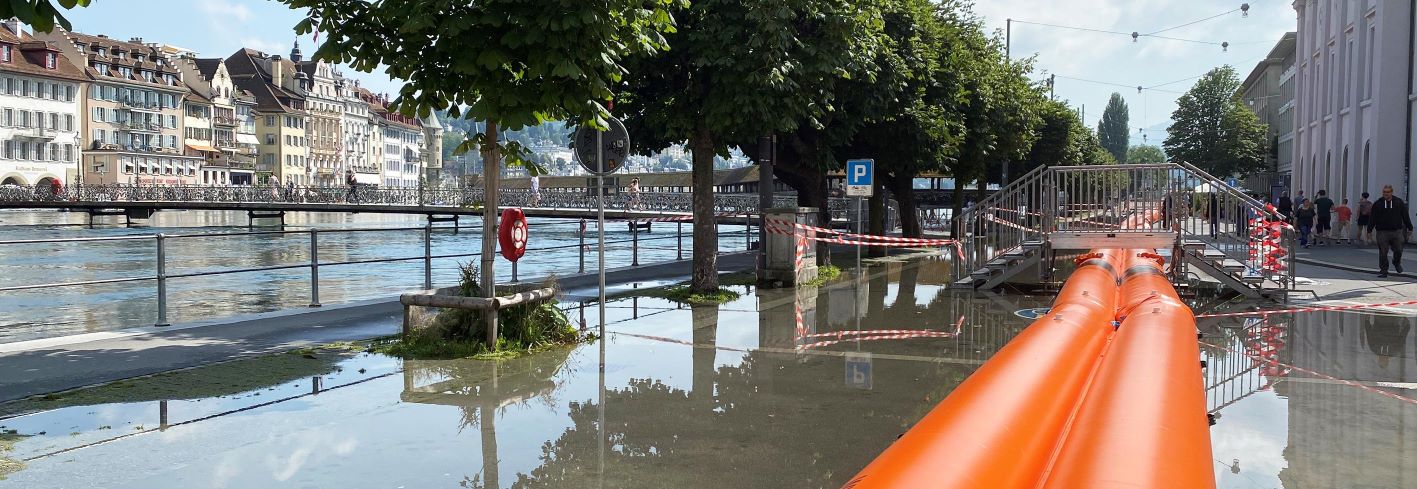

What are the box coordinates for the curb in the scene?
[1294,257,1417,279]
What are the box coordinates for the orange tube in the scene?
[845,249,1121,489]
[1041,251,1214,489]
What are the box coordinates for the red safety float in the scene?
[499,207,528,262]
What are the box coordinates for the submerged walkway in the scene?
[0,252,756,403]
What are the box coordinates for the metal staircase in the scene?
[951,162,1294,299]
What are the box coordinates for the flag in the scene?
[312,18,320,44]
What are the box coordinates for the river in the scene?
[0,209,750,343]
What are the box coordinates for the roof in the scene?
[1240,32,1296,94]
[225,48,306,113]
[55,30,186,90]
[193,58,222,79]
[0,24,88,83]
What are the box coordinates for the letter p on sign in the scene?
[845,159,874,197]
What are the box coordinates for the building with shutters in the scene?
[0,19,84,188]
[38,29,199,185]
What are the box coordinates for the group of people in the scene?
[1277,184,1413,277]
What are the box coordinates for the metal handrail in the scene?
[0,220,756,329]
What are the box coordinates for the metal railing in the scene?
[0,218,760,329]
[0,183,858,218]
[952,162,1295,290]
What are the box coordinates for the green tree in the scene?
[1127,144,1166,164]
[1,0,90,33]
[1164,66,1269,177]
[284,0,680,343]
[615,0,883,291]
[1097,92,1129,163]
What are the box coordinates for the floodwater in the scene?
[0,209,752,343]
[0,256,1414,488]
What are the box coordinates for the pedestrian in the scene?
[1357,192,1373,244]
[269,175,281,200]
[1313,189,1333,245]
[1296,200,1316,248]
[1366,184,1413,277]
[1295,190,1308,207]
[1208,192,1219,238]
[1167,188,1191,233]
[1276,191,1293,224]
[1335,198,1352,244]
[628,177,641,210]
[345,169,358,203]
[530,174,541,207]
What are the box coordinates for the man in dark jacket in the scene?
[1367,185,1414,277]
[1276,191,1293,224]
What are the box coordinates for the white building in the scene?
[0,20,83,188]
[1239,32,1296,193]
[1292,0,1411,208]
[382,118,422,188]
[340,79,378,184]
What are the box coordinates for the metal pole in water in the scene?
[309,229,321,307]
[632,220,639,267]
[580,223,586,274]
[677,220,683,260]
[423,224,432,289]
[155,233,169,327]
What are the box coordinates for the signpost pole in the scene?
[597,129,606,331]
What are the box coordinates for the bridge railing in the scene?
[0,183,847,217]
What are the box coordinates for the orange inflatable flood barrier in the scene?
[1041,251,1212,489]
[848,224,1213,487]
[844,249,1124,488]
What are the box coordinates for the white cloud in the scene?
[197,0,253,23]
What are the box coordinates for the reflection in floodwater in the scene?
[1202,308,1417,488]
[13,256,1417,487]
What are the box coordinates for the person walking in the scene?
[1207,192,1219,239]
[1313,190,1334,245]
[1366,185,1413,277]
[345,169,358,203]
[627,177,641,210]
[529,174,541,207]
[1276,191,1293,224]
[1357,192,1373,244]
[1296,200,1316,248]
[1335,198,1353,244]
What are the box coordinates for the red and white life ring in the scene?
[499,207,529,262]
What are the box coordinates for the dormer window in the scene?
[0,45,9,63]
[45,53,56,70]
[134,54,144,62]
[94,63,108,75]
[96,47,106,57]
[143,70,154,82]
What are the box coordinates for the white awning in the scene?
[355,173,380,185]
[236,133,260,145]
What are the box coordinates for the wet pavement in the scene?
[0,254,1414,487]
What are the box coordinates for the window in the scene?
[92,107,102,122]
[1366,24,1376,100]
[20,80,29,97]
[49,113,57,131]
[63,144,71,162]
[2,140,10,159]
[18,111,28,128]
[266,133,275,145]
[2,109,9,127]
[266,115,276,126]
[35,82,45,99]
[65,114,73,131]
[45,53,56,70]
[64,85,73,102]
[0,45,9,63]
[19,142,30,159]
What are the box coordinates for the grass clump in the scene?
[0,431,25,480]
[655,285,742,305]
[377,263,579,360]
[803,265,842,287]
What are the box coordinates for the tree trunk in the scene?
[888,173,923,238]
[690,125,719,293]
[867,180,886,257]
[480,121,500,346]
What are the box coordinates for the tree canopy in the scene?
[1097,93,1129,163]
[1164,66,1268,177]
[0,0,90,33]
[1127,144,1166,164]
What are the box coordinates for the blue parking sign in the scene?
[846,159,874,197]
[845,352,873,390]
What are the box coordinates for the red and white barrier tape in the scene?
[797,315,966,350]
[1201,340,1417,406]
[1196,299,1417,319]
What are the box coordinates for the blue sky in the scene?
[975,0,1297,148]
[61,0,401,96]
